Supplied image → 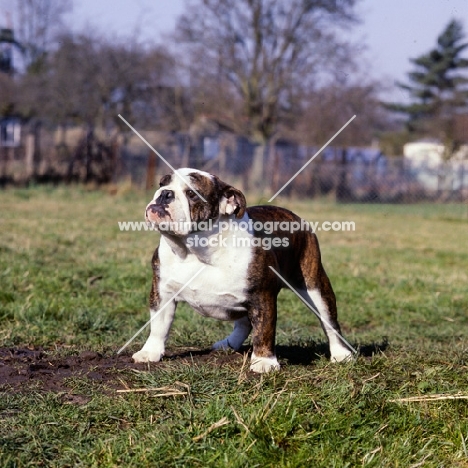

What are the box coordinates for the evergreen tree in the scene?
[387,19,468,157]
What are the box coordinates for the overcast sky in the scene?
[2,0,468,97]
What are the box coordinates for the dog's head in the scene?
[145,168,246,236]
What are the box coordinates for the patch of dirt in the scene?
[0,346,245,394]
[0,341,387,396]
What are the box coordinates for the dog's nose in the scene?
[148,204,160,214]
[157,190,174,204]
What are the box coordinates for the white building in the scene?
[403,140,468,191]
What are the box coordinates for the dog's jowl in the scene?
[132,168,353,373]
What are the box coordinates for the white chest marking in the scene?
[158,228,253,321]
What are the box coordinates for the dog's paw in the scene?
[132,349,164,363]
[249,354,280,373]
[212,338,230,351]
[132,337,165,363]
[330,346,354,363]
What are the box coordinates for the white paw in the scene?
[249,354,280,373]
[132,339,165,363]
[132,348,164,363]
[212,338,230,351]
[330,346,354,363]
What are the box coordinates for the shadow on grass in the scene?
[277,338,389,365]
[163,338,389,366]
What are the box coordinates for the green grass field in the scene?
[1,186,467,467]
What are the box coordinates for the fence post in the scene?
[145,150,157,191]
[25,123,41,182]
[25,133,35,180]
[219,136,226,180]
[251,144,266,196]
[336,147,350,202]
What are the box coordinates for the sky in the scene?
[2,0,468,98]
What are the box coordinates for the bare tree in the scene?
[293,80,390,147]
[11,0,72,71]
[18,30,178,126]
[15,29,183,182]
[1,0,70,116]
[0,73,17,114]
[175,0,360,191]
[178,0,359,141]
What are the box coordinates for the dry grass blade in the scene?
[174,381,190,391]
[390,393,468,403]
[192,417,230,442]
[237,352,249,385]
[150,391,187,398]
[362,446,382,465]
[231,405,250,433]
[258,383,289,422]
[117,378,131,390]
[362,372,381,383]
[409,453,432,468]
[117,386,171,393]
[117,386,185,394]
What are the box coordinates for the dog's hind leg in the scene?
[212,316,252,351]
[306,280,353,362]
[300,237,353,362]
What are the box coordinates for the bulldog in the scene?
[132,168,353,373]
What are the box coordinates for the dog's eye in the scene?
[186,190,198,200]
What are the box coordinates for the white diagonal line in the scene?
[117,266,207,355]
[268,115,356,202]
[117,114,208,203]
[268,266,357,354]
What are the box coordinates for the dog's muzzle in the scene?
[148,203,167,215]
[145,201,172,225]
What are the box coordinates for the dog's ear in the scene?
[217,179,247,219]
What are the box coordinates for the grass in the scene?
[1,185,468,467]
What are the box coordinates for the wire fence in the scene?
[1,130,468,204]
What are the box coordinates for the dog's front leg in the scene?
[133,249,176,363]
[132,298,176,363]
[133,302,175,363]
[133,246,176,363]
[248,292,280,373]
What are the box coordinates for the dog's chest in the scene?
[159,240,252,320]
